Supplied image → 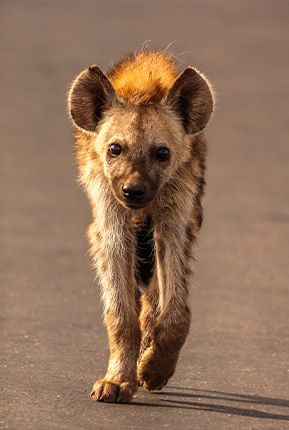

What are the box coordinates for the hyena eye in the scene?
[155,147,170,162]
[108,143,122,157]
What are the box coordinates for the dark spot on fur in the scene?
[196,211,203,229]
[135,216,155,286]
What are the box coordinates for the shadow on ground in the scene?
[133,386,289,421]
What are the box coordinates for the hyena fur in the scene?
[68,50,214,403]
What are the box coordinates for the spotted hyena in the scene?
[68,50,214,403]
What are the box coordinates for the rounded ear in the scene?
[165,67,214,134]
[68,66,117,132]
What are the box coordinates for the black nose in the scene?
[122,183,146,200]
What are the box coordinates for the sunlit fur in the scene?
[108,51,179,104]
[68,50,214,403]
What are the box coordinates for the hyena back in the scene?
[68,51,214,403]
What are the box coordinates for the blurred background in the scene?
[1,1,289,429]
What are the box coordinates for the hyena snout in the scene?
[115,169,157,209]
[120,179,155,209]
[122,183,146,201]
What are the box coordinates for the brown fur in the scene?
[68,50,214,403]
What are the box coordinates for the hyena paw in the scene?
[137,348,176,391]
[90,379,136,403]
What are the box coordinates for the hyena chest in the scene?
[135,215,155,287]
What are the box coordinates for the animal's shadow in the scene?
[133,386,289,421]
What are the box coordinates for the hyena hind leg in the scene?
[137,277,159,379]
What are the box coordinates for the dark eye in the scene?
[108,143,122,157]
[155,146,170,162]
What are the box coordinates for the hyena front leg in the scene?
[89,218,141,403]
[138,221,195,391]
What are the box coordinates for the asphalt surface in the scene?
[1,1,289,429]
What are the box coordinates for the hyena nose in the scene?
[122,183,146,200]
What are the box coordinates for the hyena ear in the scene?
[68,66,117,132]
[165,67,214,134]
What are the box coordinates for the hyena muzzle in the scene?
[68,50,214,403]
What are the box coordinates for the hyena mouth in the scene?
[125,201,152,210]
[119,194,155,210]
[112,191,152,210]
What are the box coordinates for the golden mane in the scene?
[108,51,180,104]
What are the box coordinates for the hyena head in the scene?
[68,55,214,210]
